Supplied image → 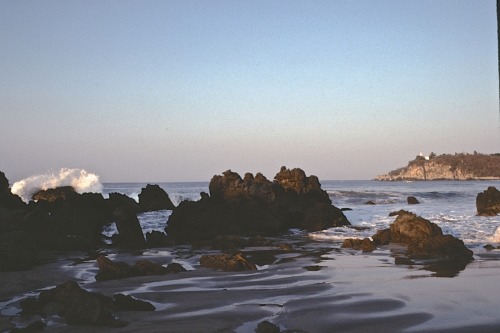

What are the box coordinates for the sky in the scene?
[1,0,498,183]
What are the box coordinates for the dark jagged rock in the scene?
[22,281,154,327]
[113,206,146,249]
[37,281,125,327]
[138,184,175,212]
[476,186,500,216]
[0,171,26,210]
[407,196,420,204]
[166,167,349,242]
[145,230,170,247]
[112,294,155,311]
[107,192,140,213]
[199,252,257,271]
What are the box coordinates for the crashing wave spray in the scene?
[11,168,103,203]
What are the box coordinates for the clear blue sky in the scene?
[1,0,498,182]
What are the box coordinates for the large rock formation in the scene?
[112,206,146,249]
[165,167,350,242]
[476,186,500,216]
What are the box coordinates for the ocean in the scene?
[101,180,500,249]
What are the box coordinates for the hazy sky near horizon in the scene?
[1,0,498,183]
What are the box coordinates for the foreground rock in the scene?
[0,171,26,210]
[476,186,500,216]
[166,167,349,242]
[20,281,154,328]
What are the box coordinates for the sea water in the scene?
[100,180,500,250]
[10,170,500,249]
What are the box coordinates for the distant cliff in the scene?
[376,153,500,181]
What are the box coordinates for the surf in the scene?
[11,168,102,203]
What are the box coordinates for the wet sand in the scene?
[1,238,500,333]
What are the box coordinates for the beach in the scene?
[2,236,500,333]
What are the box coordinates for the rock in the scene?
[113,206,146,249]
[145,230,170,247]
[407,196,420,204]
[166,167,349,242]
[165,262,187,273]
[364,200,376,205]
[0,171,26,210]
[389,210,442,244]
[138,184,175,212]
[256,320,280,333]
[112,294,155,311]
[32,186,79,202]
[395,256,414,265]
[37,281,124,327]
[95,255,184,280]
[131,259,168,276]
[107,192,140,213]
[407,234,473,260]
[372,228,391,246]
[23,281,154,327]
[341,238,376,252]
[476,186,500,216]
[199,252,257,271]
[96,255,131,281]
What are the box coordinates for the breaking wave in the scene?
[11,168,102,203]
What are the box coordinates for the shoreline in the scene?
[2,238,500,332]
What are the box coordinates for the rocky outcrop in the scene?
[20,281,154,327]
[389,210,443,243]
[107,192,140,213]
[376,153,500,181]
[476,186,500,216]
[138,184,175,212]
[32,186,79,202]
[0,171,26,210]
[165,167,350,242]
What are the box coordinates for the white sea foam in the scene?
[11,168,102,202]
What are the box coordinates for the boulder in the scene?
[199,252,257,271]
[113,206,146,249]
[22,281,154,327]
[407,234,473,260]
[372,228,391,246]
[476,186,500,216]
[389,210,442,244]
[407,196,420,204]
[138,184,175,212]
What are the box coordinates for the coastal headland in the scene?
[376,152,500,181]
